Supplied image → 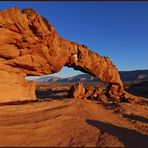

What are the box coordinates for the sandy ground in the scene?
[0,95,148,147]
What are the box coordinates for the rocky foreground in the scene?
[0,98,147,147]
[0,84,147,147]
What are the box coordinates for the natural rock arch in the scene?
[0,8,124,103]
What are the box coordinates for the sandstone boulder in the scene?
[68,83,111,104]
[85,85,94,99]
[99,94,109,104]
[68,83,85,99]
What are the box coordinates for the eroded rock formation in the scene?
[68,83,141,104]
[0,8,124,102]
[68,82,85,99]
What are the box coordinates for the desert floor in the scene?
[0,84,147,147]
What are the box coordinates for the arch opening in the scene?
[26,67,107,101]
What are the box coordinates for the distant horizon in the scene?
[49,67,148,79]
[1,2,148,78]
[26,68,148,80]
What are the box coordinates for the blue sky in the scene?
[0,2,148,78]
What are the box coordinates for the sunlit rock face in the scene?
[0,8,124,102]
[0,64,36,102]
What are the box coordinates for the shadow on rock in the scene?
[86,119,148,147]
[0,100,38,106]
[122,114,148,124]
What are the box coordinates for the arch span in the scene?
[0,8,124,102]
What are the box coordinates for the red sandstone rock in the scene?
[68,83,85,99]
[0,8,124,102]
[99,95,109,104]
[85,86,94,99]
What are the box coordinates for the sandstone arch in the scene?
[0,8,124,102]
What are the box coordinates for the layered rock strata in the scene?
[0,8,124,102]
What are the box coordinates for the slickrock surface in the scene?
[0,8,123,102]
[0,98,147,147]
